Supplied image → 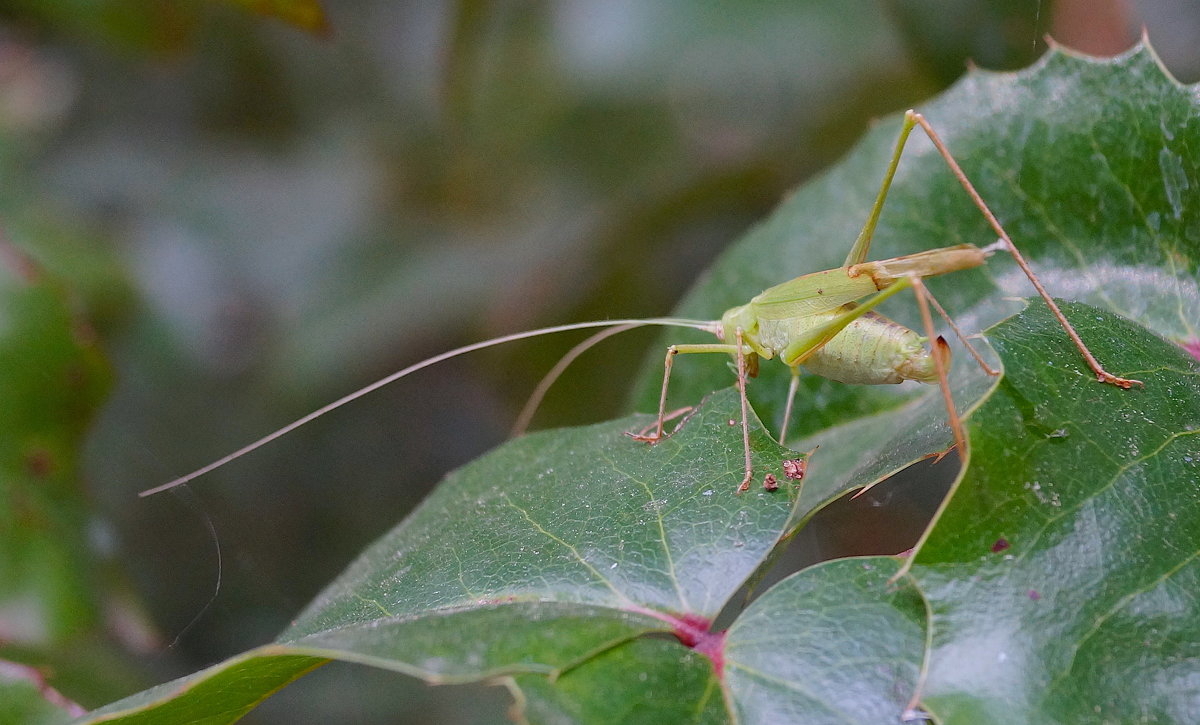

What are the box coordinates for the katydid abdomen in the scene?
[750,309,939,385]
[786,312,939,385]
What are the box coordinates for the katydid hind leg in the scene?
[844,110,920,267]
[848,279,962,502]
[779,366,801,447]
[909,112,1141,388]
[921,282,1000,377]
[912,276,967,457]
[734,328,754,493]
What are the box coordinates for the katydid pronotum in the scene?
[139,110,1139,500]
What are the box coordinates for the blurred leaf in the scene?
[0,242,111,644]
[0,659,81,725]
[218,0,329,34]
[0,0,329,52]
[885,0,1057,82]
[0,1,195,53]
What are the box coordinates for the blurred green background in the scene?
[0,1,1196,722]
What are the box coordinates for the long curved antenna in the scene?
[141,317,719,497]
[511,323,639,437]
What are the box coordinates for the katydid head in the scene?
[718,303,758,345]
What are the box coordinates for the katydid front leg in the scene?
[627,337,757,492]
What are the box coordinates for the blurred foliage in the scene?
[885,0,1051,83]
[0,0,1195,722]
[0,242,153,709]
[0,243,109,645]
[220,1,328,35]
[0,0,327,52]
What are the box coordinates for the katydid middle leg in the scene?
[780,367,802,447]
[918,281,1000,377]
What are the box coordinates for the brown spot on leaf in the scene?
[782,458,806,480]
[763,473,778,491]
[991,537,1010,553]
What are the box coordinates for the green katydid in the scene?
[139,110,1138,499]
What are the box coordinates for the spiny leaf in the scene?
[912,302,1200,723]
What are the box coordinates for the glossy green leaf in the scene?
[723,557,926,724]
[911,302,1200,723]
[282,389,796,637]
[75,390,800,722]
[514,638,727,725]
[77,650,326,724]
